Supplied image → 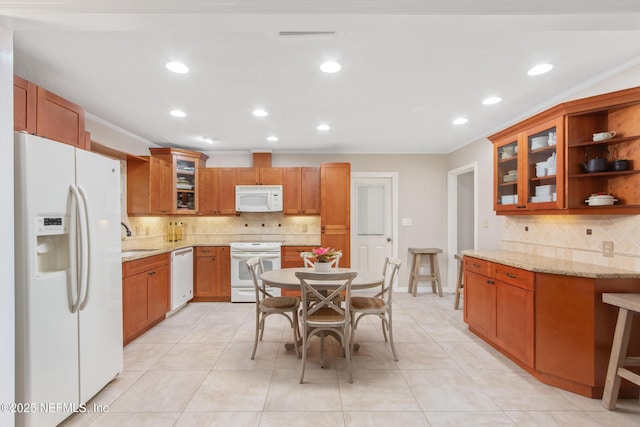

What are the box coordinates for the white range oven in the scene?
[230,242,282,302]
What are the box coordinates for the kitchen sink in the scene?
[121,249,161,258]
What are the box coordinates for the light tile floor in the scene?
[62,292,640,426]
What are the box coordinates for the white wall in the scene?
[1,25,15,427]
[447,137,502,250]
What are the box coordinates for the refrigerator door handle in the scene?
[70,184,89,312]
[69,184,81,312]
[77,185,92,311]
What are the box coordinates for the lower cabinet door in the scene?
[195,253,217,298]
[147,265,170,322]
[495,280,534,366]
[123,272,149,342]
[464,271,496,339]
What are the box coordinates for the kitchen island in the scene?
[462,249,640,399]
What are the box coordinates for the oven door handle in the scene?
[232,253,280,260]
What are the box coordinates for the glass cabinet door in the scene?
[175,156,196,212]
[523,117,564,210]
[494,136,520,212]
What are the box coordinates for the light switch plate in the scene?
[401,218,412,226]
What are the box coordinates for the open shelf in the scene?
[568,135,640,148]
[569,170,640,178]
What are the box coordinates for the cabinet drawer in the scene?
[196,246,219,256]
[123,253,170,277]
[464,257,491,276]
[494,264,534,291]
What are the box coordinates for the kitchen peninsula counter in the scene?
[462,249,640,279]
[461,249,640,399]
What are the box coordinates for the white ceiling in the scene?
[3,1,640,154]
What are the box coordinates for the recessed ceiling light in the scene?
[252,109,268,117]
[317,124,331,131]
[170,110,186,118]
[320,61,341,73]
[165,61,189,74]
[482,96,502,105]
[200,137,215,144]
[528,63,554,76]
[266,136,279,142]
[452,117,468,125]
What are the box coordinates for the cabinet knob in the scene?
[148,271,156,276]
[506,273,517,279]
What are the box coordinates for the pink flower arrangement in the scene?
[311,247,341,263]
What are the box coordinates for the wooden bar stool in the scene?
[453,254,464,309]
[602,293,640,410]
[408,248,443,297]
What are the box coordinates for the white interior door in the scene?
[351,174,397,275]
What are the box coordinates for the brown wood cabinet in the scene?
[36,86,86,149]
[127,156,172,215]
[198,168,237,215]
[320,162,351,267]
[236,167,282,185]
[566,100,640,213]
[14,76,87,149]
[193,246,231,301]
[14,75,36,134]
[490,86,640,215]
[464,257,535,367]
[280,246,315,296]
[149,148,209,215]
[122,253,170,345]
[283,167,320,215]
[492,117,565,213]
[464,255,640,398]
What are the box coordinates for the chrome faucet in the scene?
[121,222,132,237]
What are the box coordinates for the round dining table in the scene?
[260,267,384,354]
[261,267,384,291]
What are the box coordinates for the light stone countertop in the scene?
[462,249,640,279]
[121,239,321,262]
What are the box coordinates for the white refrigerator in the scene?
[14,132,123,426]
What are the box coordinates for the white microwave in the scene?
[235,185,283,212]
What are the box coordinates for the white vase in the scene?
[314,262,332,272]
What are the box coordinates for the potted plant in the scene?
[310,247,341,272]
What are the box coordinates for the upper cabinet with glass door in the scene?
[149,148,209,215]
[523,117,565,211]
[494,134,521,213]
[491,116,565,213]
[490,86,640,215]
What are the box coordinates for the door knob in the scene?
[387,237,392,242]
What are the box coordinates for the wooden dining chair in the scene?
[300,251,344,306]
[350,257,401,361]
[295,270,357,384]
[246,257,300,360]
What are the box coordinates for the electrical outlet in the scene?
[603,241,614,258]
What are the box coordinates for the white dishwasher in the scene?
[171,247,193,311]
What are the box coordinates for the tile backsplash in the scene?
[122,213,321,248]
[501,215,640,272]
